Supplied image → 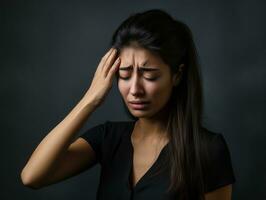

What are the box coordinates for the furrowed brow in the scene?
[119,61,160,71]
[119,66,160,71]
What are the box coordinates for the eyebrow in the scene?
[119,61,160,71]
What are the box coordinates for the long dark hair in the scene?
[110,9,208,200]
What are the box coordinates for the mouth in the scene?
[128,101,150,109]
[128,100,150,104]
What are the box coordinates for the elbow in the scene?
[20,170,42,190]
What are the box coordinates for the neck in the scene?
[135,100,171,140]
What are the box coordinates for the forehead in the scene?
[119,46,166,68]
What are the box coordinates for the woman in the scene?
[20,9,236,200]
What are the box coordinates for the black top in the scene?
[79,120,236,199]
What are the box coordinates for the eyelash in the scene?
[119,76,158,81]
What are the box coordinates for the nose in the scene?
[129,71,145,96]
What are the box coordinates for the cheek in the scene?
[117,77,172,102]
[146,84,159,95]
[150,81,172,102]
[118,81,127,97]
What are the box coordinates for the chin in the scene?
[130,109,156,118]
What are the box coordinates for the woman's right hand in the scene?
[83,47,121,108]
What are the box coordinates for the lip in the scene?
[129,102,149,109]
[128,101,149,104]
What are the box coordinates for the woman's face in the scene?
[117,46,179,119]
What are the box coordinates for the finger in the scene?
[106,57,121,80]
[103,47,114,60]
[98,48,115,70]
[102,48,117,74]
[101,48,116,66]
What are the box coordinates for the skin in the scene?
[117,46,232,199]
[118,45,182,140]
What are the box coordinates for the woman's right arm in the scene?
[20,96,98,189]
[20,47,121,189]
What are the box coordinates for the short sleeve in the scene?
[79,120,110,164]
[204,133,236,193]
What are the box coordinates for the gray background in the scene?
[1,0,266,199]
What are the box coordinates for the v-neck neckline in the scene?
[127,120,169,191]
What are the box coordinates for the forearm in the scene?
[20,96,97,185]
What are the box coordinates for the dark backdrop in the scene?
[1,0,266,199]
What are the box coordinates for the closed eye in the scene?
[118,76,158,81]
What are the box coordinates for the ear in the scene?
[172,64,185,86]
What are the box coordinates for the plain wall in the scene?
[1,0,266,199]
